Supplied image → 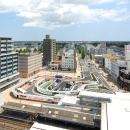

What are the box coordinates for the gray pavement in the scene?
[92,66,118,93]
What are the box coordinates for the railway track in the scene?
[0,118,32,130]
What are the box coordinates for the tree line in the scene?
[16,47,43,53]
[91,42,129,48]
[77,46,85,59]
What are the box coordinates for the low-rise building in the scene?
[48,60,62,70]
[18,53,42,78]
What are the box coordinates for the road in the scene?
[78,54,92,81]
[78,52,118,93]
[91,66,118,93]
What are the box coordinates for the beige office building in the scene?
[43,35,56,65]
[18,53,42,78]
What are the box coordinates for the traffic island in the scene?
[91,73,97,81]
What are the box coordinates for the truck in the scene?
[55,75,63,78]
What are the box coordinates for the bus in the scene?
[17,88,27,94]
[65,75,72,79]
[29,79,36,85]
[55,75,63,78]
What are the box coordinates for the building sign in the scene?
[125,45,130,52]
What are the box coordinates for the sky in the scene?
[0,0,130,41]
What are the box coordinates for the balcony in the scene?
[7,44,14,46]
[13,63,17,66]
[13,55,18,58]
[1,44,6,47]
[7,60,12,63]
[1,40,6,42]
[1,61,6,65]
[1,57,6,60]
[7,40,14,42]
[1,48,6,51]
[13,59,18,62]
[8,68,12,71]
[7,56,12,59]
[13,70,18,74]
[1,53,6,55]
[7,72,12,76]
[1,74,6,78]
[8,64,12,67]
[7,48,13,51]
[1,70,6,74]
[1,66,6,69]
[13,67,18,70]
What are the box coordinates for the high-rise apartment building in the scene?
[43,35,56,65]
[0,37,19,92]
[18,53,42,78]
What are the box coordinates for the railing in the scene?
[1,40,6,42]
[7,72,12,76]
[1,70,6,73]
[7,56,12,59]
[13,59,18,62]
[1,57,6,60]
[13,55,18,58]
[1,74,6,78]
[7,40,14,42]
[7,60,12,63]
[1,44,6,47]
[1,48,6,51]
[13,70,18,73]
[8,64,12,67]
[1,61,6,65]
[13,63,18,66]
[1,66,6,69]
[8,68,12,71]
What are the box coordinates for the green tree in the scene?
[79,48,81,53]
[40,47,43,53]
[19,49,23,53]
[82,51,85,59]
[56,47,59,54]
[34,48,37,52]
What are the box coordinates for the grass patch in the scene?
[46,80,50,81]
[82,82,89,84]
[91,73,97,81]
[48,86,54,90]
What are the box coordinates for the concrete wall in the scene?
[0,93,3,106]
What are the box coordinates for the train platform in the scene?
[1,102,100,128]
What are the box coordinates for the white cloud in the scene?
[23,21,46,28]
[117,0,128,4]
[0,0,129,29]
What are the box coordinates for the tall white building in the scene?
[0,37,19,92]
[111,60,126,80]
[125,45,130,61]
[105,58,111,73]
[62,49,76,71]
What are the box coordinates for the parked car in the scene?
[56,79,61,83]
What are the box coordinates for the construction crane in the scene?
[24,105,42,130]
